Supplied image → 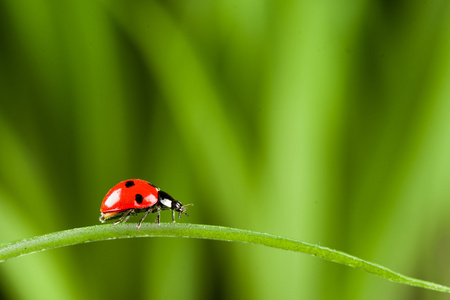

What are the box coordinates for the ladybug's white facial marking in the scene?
[104,188,122,208]
[160,198,172,208]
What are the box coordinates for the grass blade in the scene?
[0,223,448,293]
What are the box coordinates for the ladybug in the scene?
[99,179,191,229]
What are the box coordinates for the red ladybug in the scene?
[99,179,191,229]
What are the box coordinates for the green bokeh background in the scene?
[1,0,450,299]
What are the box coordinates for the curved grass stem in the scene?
[0,223,448,293]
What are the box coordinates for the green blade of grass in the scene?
[0,223,448,293]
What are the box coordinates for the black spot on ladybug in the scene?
[125,180,135,188]
[135,194,143,204]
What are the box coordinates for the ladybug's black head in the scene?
[158,190,192,220]
[172,201,193,219]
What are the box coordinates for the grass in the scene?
[1,1,449,299]
[0,223,449,294]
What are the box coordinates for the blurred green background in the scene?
[1,0,450,299]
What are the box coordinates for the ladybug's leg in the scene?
[113,209,134,226]
[136,207,152,230]
[155,206,161,227]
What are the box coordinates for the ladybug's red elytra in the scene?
[99,179,192,229]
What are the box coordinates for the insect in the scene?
[99,179,192,229]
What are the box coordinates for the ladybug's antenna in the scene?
[179,203,193,219]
